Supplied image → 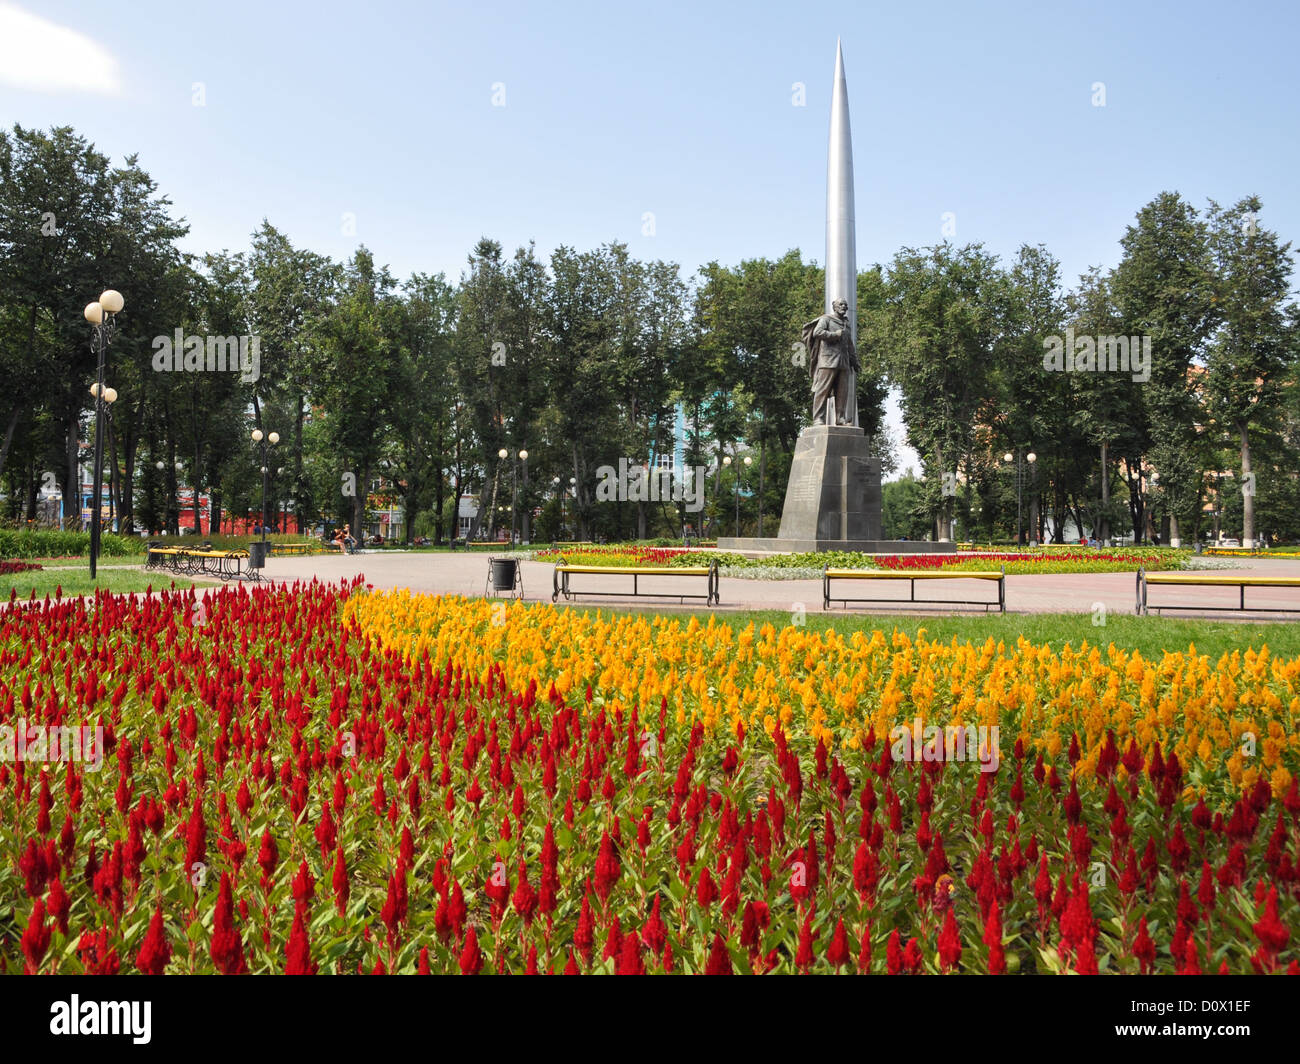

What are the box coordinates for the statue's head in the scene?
[831,298,848,317]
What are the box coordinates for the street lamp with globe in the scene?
[84,289,124,578]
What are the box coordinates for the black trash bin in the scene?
[487,557,520,597]
[249,541,269,569]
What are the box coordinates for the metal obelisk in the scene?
[826,38,856,350]
[716,38,952,554]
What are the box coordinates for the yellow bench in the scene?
[553,563,719,606]
[145,544,252,581]
[824,566,1005,612]
[270,542,319,556]
[1137,568,1300,614]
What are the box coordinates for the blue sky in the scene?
[3,0,1297,475]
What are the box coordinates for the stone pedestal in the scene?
[776,424,880,541]
[717,424,955,555]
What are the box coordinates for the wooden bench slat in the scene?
[1138,568,1300,615]
[1144,573,1300,586]
[553,562,719,605]
[825,566,1005,612]
[557,565,713,576]
[824,569,1004,580]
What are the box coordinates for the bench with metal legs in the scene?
[1136,567,1300,615]
[552,563,720,606]
[823,566,1005,612]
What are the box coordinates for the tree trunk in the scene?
[0,407,20,484]
[66,414,80,532]
[193,442,203,535]
[25,462,38,521]
[521,460,530,544]
[294,393,305,531]
[434,469,445,545]
[934,442,951,541]
[1239,422,1254,549]
[121,418,139,535]
[1099,440,1110,545]
[353,463,367,538]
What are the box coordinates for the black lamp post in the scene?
[251,428,280,563]
[1003,448,1037,546]
[722,453,752,537]
[497,446,527,544]
[84,290,124,580]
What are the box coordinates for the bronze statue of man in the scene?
[802,298,859,426]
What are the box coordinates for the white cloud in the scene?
[0,3,122,95]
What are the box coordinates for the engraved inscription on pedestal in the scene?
[777,425,881,543]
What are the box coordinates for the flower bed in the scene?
[533,545,696,568]
[3,582,1295,975]
[0,560,43,575]
[876,550,1188,575]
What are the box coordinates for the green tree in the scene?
[1204,197,1299,548]
[1111,193,1216,546]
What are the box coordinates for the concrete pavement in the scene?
[252,549,1300,620]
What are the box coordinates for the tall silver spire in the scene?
[825,38,856,347]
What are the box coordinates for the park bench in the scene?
[145,544,253,581]
[1136,568,1300,615]
[552,562,720,606]
[270,541,319,556]
[823,566,1006,612]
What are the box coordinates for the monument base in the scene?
[776,423,883,541]
[717,536,955,554]
[719,424,955,555]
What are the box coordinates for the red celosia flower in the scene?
[593,830,621,903]
[1131,917,1156,974]
[512,860,537,927]
[937,909,962,971]
[257,829,278,884]
[284,898,317,975]
[825,917,851,969]
[696,866,718,908]
[458,926,483,975]
[602,917,622,963]
[983,901,1004,975]
[574,894,595,964]
[136,905,172,975]
[704,933,732,975]
[333,846,350,916]
[642,895,667,957]
[292,860,315,906]
[901,936,923,974]
[1252,885,1289,971]
[46,877,70,935]
[795,908,818,972]
[886,928,903,974]
[184,794,206,883]
[21,898,51,974]
[616,931,645,975]
[857,926,873,973]
[853,842,877,902]
[315,803,336,859]
[210,872,246,975]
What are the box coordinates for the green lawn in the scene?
[3,567,212,598]
[549,604,1300,660]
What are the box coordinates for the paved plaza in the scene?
[250,549,1300,620]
